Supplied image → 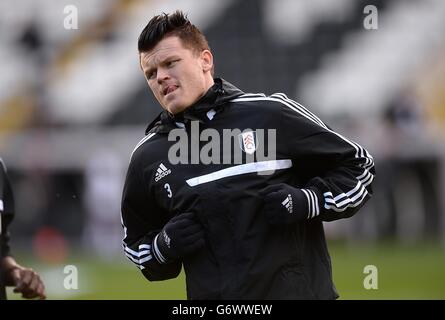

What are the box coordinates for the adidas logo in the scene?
[162,230,171,248]
[154,163,171,182]
[281,194,293,214]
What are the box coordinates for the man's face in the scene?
[140,36,213,114]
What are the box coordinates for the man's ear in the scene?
[201,50,213,73]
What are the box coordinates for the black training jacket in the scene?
[121,78,375,299]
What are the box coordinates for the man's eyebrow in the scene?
[160,55,181,64]
[143,59,157,75]
[143,53,181,75]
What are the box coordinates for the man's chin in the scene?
[166,104,187,115]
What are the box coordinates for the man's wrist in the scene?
[299,188,321,219]
[152,232,169,264]
[1,256,22,285]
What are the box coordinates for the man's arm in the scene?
[261,94,375,223]
[121,157,182,281]
[0,159,46,299]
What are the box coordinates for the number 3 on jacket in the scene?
[164,183,173,198]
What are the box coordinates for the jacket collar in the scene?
[145,78,244,134]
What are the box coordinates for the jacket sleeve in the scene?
[121,155,181,281]
[275,93,375,222]
[1,159,14,258]
[1,216,13,258]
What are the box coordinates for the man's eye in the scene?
[167,60,179,67]
[147,71,156,80]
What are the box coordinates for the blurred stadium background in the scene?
[1,0,444,299]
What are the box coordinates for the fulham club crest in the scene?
[238,130,257,155]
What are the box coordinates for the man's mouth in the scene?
[163,85,178,96]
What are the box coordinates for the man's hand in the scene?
[259,183,310,225]
[11,267,46,299]
[152,212,205,263]
[2,256,46,299]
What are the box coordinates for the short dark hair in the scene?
[138,10,210,55]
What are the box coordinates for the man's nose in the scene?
[157,67,170,84]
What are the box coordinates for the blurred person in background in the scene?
[0,158,46,300]
[384,88,426,139]
[121,11,375,299]
[83,150,125,259]
[380,89,441,240]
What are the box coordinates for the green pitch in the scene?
[7,241,445,300]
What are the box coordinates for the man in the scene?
[121,11,375,299]
[1,158,46,300]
